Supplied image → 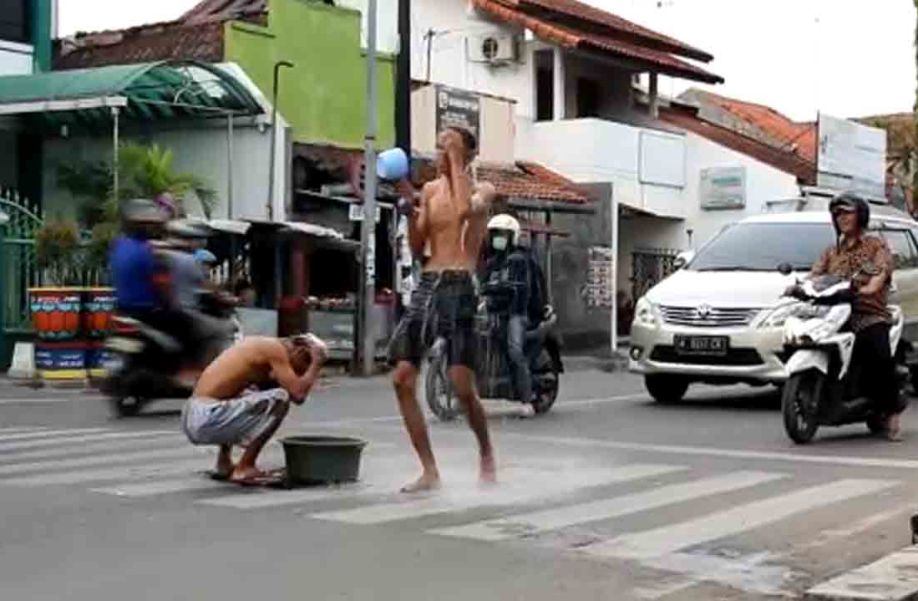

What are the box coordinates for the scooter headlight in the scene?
[634,298,659,326]
[759,303,830,329]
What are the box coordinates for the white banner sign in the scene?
[817,114,887,198]
[700,166,746,210]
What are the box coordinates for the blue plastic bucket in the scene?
[377,148,409,181]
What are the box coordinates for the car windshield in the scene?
[689,222,835,272]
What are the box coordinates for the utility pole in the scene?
[359,0,379,376]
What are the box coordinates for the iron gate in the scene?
[0,190,42,335]
[631,248,679,302]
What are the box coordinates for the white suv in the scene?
[629,203,918,403]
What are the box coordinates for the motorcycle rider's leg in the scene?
[857,323,902,440]
[508,314,532,403]
[392,361,440,492]
[448,365,496,484]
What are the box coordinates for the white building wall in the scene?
[41,124,277,223]
[336,0,400,54]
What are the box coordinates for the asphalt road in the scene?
[1,368,917,600]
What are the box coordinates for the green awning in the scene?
[0,60,262,125]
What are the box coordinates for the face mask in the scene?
[491,235,508,252]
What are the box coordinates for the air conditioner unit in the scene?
[468,34,519,64]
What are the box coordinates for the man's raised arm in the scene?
[269,342,325,404]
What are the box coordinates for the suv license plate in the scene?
[674,335,729,356]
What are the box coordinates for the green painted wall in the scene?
[224,0,395,149]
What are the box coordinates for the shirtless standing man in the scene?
[182,334,327,484]
[389,127,497,493]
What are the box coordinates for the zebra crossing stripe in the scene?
[0,427,46,434]
[433,470,786,541]
[0,447,211,477]
[0,459,213,486]
[580,478,898,560]
[0,434,185,464]
[0,428,109,443]
[198,483,376,509]
[312,464,685,525]
[94,477,234,497]
[0,430,175,453]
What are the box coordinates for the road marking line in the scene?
[0,427,46,434]
[0,447,209,476]
[0,430,176,453]
[580,478,898,560]
[198,484,376,509]
[0,434,184,463]
[434,470,786,541]
[0,428,110,443]
[0,459,214,486]
[493,431,918,471]
[806,545,918,600]
[313,464,684,525]
[93,477,234,497]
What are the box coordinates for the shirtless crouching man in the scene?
[389,127,497,493]
[181,334,328,484]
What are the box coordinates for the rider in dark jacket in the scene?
[482,214,533,403]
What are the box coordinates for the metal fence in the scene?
[0,190,42,333]
[631,248,679,302]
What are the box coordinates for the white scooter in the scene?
[779,274,909,444]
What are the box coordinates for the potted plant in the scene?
[30,218,88,382]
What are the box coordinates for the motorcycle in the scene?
[780,274,910,444]
[101,292,239,417]
[425,300,564,422]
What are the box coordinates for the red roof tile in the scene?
[182,0,267,24]
[660,106,816,184]
[478,161,589,203]
[55,20,225,70]
[683,89,817,162]
[54,0,267,70]
[474,0,722,84]
[508,0,712,62]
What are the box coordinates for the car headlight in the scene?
[634,298,658,326]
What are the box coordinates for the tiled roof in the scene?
[507,0,712,61]
[473,0,722,84]
[182,0,267,24]
[478,161,589,203]
[294,144,589,205]
[54,0,266,70]
[660,106,816,184]
[55,20,225,70]
[681,89,817,162]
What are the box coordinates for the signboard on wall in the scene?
[436,85,481,141]
[817,113,887,198]
[700,166,746,210]
[585,246,614,308]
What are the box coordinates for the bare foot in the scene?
[400,472,441,494]
[213,456,235,480]
[479,455,497,486]
[885,414,903,442]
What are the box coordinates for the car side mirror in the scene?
[777,263,794,276]
[674,250,695,270]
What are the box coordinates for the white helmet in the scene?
[487,214,521,245]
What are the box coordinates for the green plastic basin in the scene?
[281,435,368,485]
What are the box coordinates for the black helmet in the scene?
[829,191,870,232]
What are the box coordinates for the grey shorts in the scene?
[181,388,289,446]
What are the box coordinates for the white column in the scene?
[610,185,619,354]
[649,72,659,118]
[552,47,565,121]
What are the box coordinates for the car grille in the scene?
[649,346,764,366]
[660,305,760,328]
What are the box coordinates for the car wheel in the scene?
[645,375,689,404]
